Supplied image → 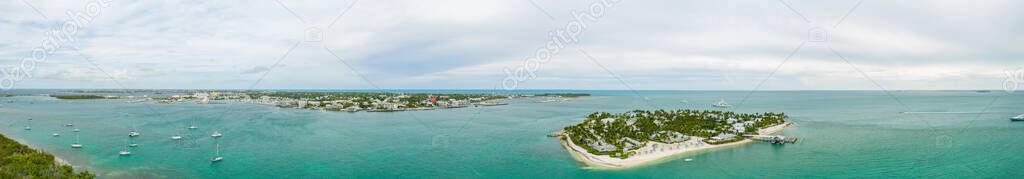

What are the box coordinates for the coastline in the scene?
[561,122,792,169]
[9,137,72,166]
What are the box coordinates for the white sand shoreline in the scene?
[561,122,792,169]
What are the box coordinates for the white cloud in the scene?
[0,0,1020,90]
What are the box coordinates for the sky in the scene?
[0,0,1021,90]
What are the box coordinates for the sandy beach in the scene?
[562,122,793,169]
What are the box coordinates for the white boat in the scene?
[128,130,140,137]
[71,133,83,148]
[712,99,733,108]
[129,143,139,147]
[73,128,80,132]
[684,158,694,162]
[211,131,223,138]
[120,140,133,155]
[171,128,183,140]
[1012,114,1024,121]
[52,133,60,137]
[210,143,223,162]
[188,119,198,129]
[24,126,31,130]
[64,123,74,127]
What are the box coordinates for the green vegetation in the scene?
[244,92,511,111]
[50,95,107,100]
[0,134,93,178]
[563,109,787,159]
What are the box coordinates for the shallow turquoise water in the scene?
[1,90,1022,178]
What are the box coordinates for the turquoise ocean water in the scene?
[0,90,1022,178]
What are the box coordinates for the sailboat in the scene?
[211,131,223,138]
[171,128,183,140]
[24,118,31,130]
[187,119,198,130]
[71,133,83,148]
[210,143,223,162]
[119,139,132,156]
[712,99,733,108]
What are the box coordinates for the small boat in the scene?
[210,143,223,162]
[211,131,222,138]
[71,133,83,148]
[1012,114,1024,122]
[129,143,139,147]
[128,130,140,137]
[73,128,80,132]
[684,158,694,162]
[171,128,183,140]
[52,133,60,137]
[24,126,31,130]
[64,123,74,127]
[712,99,733,108]
[119,140,132,156]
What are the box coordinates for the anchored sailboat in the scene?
[71,133,83,148]
[210,143,223,162]
[171,128,183,140]
[119,139,132,156]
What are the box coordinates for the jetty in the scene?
[744,134,798,144]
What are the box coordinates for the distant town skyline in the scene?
[1,0,1021,90]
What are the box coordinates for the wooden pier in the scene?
[743,134,798,144]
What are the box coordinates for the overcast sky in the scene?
[1,0,1021,90]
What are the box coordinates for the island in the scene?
[49,95,110,100]
[559,109,792,169]
[0,134,94,178]
[155,91,590,112]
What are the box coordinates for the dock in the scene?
[744,134,798,144]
